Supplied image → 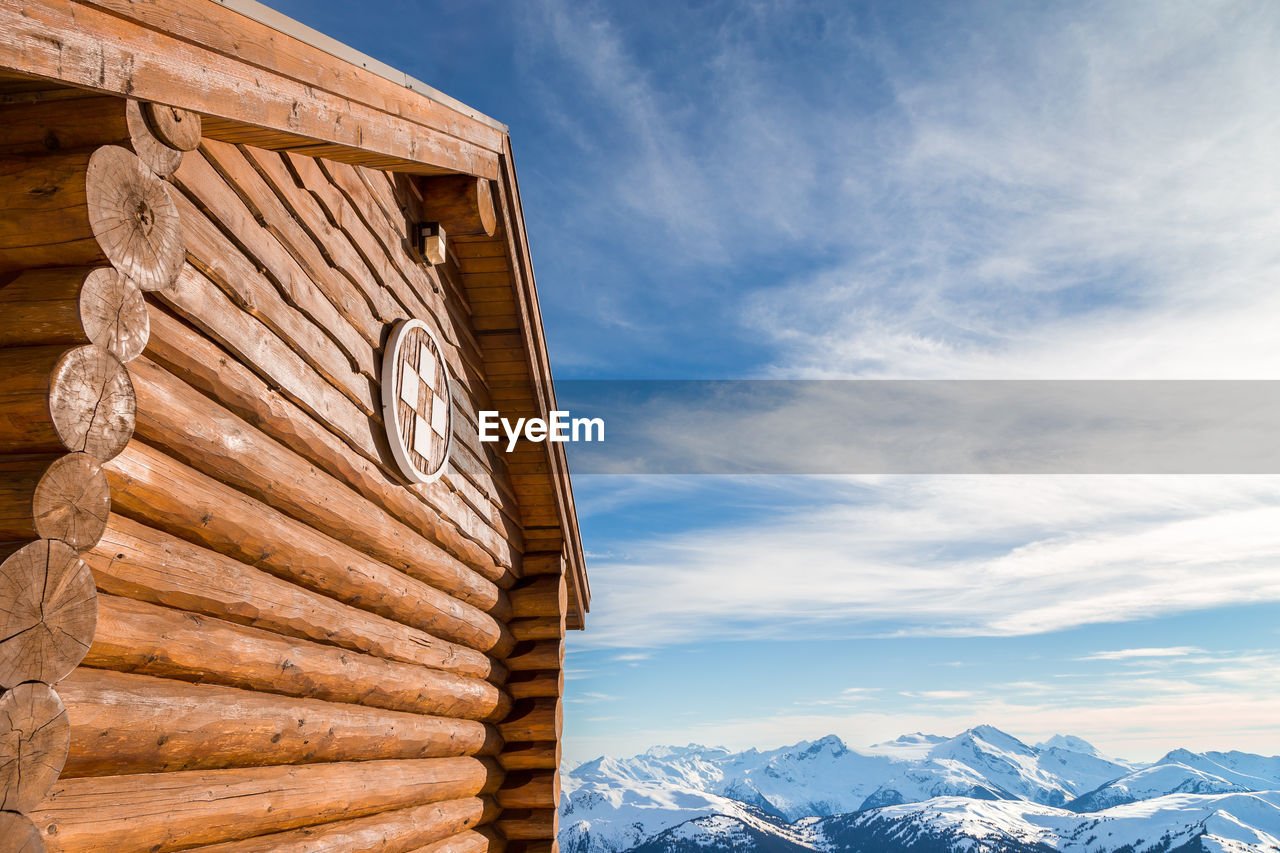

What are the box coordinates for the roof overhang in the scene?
[0,0,590,625]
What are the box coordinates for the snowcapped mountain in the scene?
[618,793,1280,853]
[1069,763,1251,812]
[560,727,1280,853]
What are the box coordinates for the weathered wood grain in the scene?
[0,0,500,177]
[0,97,182,176]
[0,682,69,813]
[103,441,508,652]
[0,268,149,363]
[0,810,44,853]
[144,304,515,582]
[85,594,511,722]
[0,453,110,551]
[29,757,502,853]
[58,669,502,777]
[128,356,508,618]
[86,513,502,681]
[184,797,496,853]
[0,540,96,689]
[0,345,135,460]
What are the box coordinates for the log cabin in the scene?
[0,1,589,850]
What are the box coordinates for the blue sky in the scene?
[266,1,1280,763]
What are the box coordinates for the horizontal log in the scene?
[505,641,564,674]
[498,699,562,743]
[172,148,377,379]
[186,797,496,852]
[0,97,185,176]
[0,682,69,813]
[497,810,558,842]
[128,356,507,618]
[0,267,149,362]
[29,757,501,853]
[509,576,565,620]
[409,830,498,853]
[0,540,97,688]
[505,671,563,701]
[509,618,564,643]
[85,594,511,722]
[0,345,134,461]
[497,742,560,772]
[0,146,183,291]
[520,553,564,577]
[58,668,501,777]
[169,189,376,415]
[0,810,43,853]
[104,441,510,655]
[87,513,501,681]
[419,176,497,239]
[144,303,514,583]
[497,770,559,810]
[0,453,110,551]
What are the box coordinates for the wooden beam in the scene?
[0,1,500,178]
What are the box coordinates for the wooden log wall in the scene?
[0,92,568,852]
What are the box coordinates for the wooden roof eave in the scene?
[0,0,502,177]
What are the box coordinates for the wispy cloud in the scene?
[577,475,1280,647]
[1081,647,1205,661]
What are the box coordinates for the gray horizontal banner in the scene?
[532,380,1280,474]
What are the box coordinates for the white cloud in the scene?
[1081,646,1205,661]
[566,649,1280,764]
[575,475,1280,648]
[741,1,1280,380]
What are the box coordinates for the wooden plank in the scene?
[59,668,502,777]
[29,757,501,852]
[0,0,500,177]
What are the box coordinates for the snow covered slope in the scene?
[1070,763,1250,812]
[560,728,1280,853]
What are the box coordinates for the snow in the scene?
[561,726,1280,852]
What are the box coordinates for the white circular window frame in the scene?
[380,318,453,484]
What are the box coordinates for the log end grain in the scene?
[78,268,149,363]
[123,100,183,178]
[0,810,45,853]
[0,683,69,813]
[49,346,135,462]
[0,541,97,689]
[141,103,202,152]
[32,452,110,551]
[86,146,184,292]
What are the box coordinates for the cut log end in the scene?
[141,102,202,152]
[0,682,69,814]
[123,100,183,178]
[79,268,149,363]
[32,453,110,550]
[0,810,45,853]
[49,345,136,462]
[419,176,497,238]
[86,146,184,292]
[0,541,97,689]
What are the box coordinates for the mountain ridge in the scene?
[561,725,1280,853]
